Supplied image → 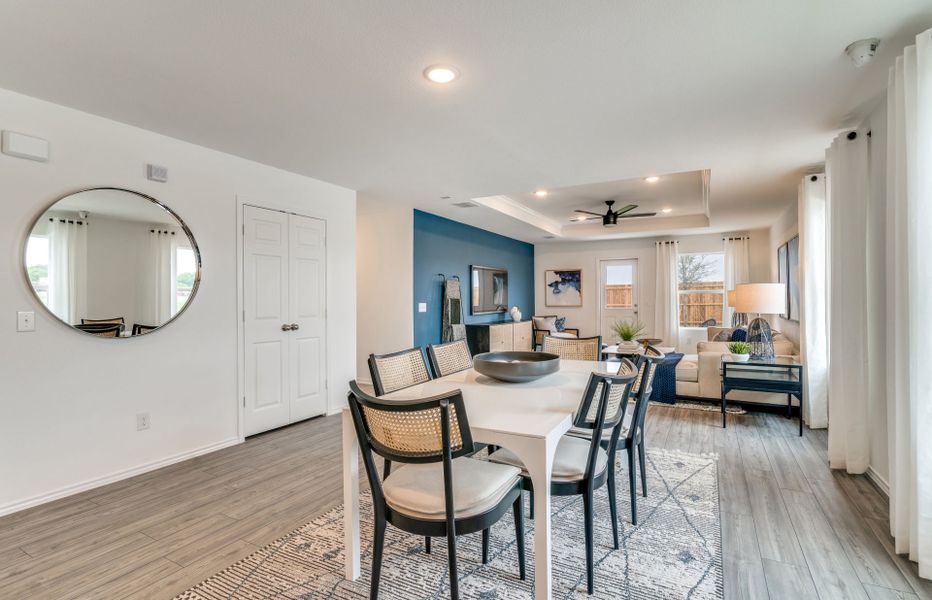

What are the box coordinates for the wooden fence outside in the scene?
[605,284,633,308]
[679,281,724,326]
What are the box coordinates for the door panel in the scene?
[289,214,327,421]
[244,206,290,435]
[599,259,639,342]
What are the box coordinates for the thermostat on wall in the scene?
[1,130,49,162]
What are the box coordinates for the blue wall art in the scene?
[545,269,582,307]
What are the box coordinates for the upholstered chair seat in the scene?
[490,436,609,482]
[383,458,521,520]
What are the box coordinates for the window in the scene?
[26,235,50,304]
[677,252,724,327]
[175,246,196,315]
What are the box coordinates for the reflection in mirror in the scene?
[24,188,200,337]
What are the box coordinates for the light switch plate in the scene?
[418,302,427,313]
[17,311,35,332]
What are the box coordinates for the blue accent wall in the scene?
[413,210,534,349]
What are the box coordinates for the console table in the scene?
[721,356,804,435]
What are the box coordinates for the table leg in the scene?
[721,384,727,428]
[798,392,804,437]
[506,434,559,600]
[342,409,361,580]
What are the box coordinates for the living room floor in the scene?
[0,407,928,600]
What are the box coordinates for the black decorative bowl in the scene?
[473,351,561,383]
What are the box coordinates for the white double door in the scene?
[244,205,327,436]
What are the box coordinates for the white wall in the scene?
[355,195,413,382]
[534,229,772,350]
[769,204,800,346]
[0,88,356,515]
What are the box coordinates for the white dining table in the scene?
[342,359,621,600]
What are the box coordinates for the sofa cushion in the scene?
[532,316,557,333]
[676,357,699,382]
[730,328,748,342]
[712,329,732,342]
[382,457,520,521]
[554,317,566,332]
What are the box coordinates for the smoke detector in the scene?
[845,38,880,67]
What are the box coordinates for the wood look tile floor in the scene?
[1,406,929,599]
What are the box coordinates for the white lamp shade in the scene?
[727,290,737,307]
[735,283,786,314]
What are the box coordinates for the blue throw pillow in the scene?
[554,317,566,332]
[730,328,748,342]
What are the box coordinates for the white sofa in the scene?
[674,327,799,406]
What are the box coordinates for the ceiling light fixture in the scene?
[662,208,673,213]
[645,176,660,183]
[534,190,548,197]
[424,64,460,84]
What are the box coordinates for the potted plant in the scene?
[612,320,646,352]
[728,341,752,362]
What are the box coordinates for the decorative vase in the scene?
[510,306,522,322]
[747,317,775,360]
[731,353,750,362]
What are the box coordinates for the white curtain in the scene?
[886,29,932,578]
[653,241,679,345]
[143,229,175,324]
[798,175,829,429]
[723,236,750,325]
[826,127,871,473]
[47,218,87,324]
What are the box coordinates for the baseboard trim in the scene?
[866,466,890,498]
[0,437,242,517]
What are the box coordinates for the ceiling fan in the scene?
[572,200,657,227]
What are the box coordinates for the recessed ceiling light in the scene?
[424,64,459,84]
[662,208,673,213]
[645,176,661,183]
[534,190,548,197]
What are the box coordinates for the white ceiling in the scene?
[1,1,929,243]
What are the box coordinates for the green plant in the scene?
[728,341,752,355]
[612,320,646,341]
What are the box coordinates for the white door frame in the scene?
[596,257,640,342]
[235,197,329,441]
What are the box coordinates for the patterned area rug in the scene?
[660,400,747,415]
[177,449,722,599]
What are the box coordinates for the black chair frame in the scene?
[131,323,158,335]
[518,365,637,595]
[348,381,525,600]
[426,339,472,379]
[75,323,124,336]
[368,346,432,397]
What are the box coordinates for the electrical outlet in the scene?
[136,413,150,431]
[17,311,35,332]
[418,302,427,313]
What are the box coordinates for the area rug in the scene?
[177,449,722,599]
[657,400,747,415]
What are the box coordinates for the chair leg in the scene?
[482,528,490,564]
[447,525,460,600]
[582,490,595,595]
[513,494,526,580]
[607,465,620,550]
[528,489,534,519]
[638,440,648,498]
[425,536,431,554]
[383,458,392,478]
[370,516,386,600]
[628,447,638,526]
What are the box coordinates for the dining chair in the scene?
[368,347,432,396]
[427,339,472,378]
[131,323,158,335]
[616,346,664,525]
[81,317,125,325]
[75,323,123,337]
[541,334,602,361]
[347,381,526,600]
[488,361,637,595]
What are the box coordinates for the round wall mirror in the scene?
[23,188,201,337]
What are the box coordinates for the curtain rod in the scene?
[150,229,176,234]
[656,240,678,245]
[49,218,86,225]
[723,236,749,241]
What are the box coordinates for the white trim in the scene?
[866,466,890,498]
[472,194,564,237]
[0,437,241,517]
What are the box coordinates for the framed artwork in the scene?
[545,269,582,306]
[777,243,788,319]
[786,235,800,322]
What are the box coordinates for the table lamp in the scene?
[735,283,786,359]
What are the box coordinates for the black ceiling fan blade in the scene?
[617,212,657,218]
[573,209,604,217]
[612,203,638,216]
